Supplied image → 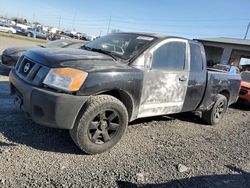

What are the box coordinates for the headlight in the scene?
[43,68,88,92]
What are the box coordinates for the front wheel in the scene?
[202,94,228,125]
[70,95,128,154]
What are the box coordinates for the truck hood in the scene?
[25,48,131,72]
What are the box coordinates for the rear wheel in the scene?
[202,94,228,125]
[70,95,128,154]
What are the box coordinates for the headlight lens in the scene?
[43,68,88,92]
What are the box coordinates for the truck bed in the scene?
[198,69,241,111]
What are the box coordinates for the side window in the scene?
[190,43,203,72]
[151,41,186,70]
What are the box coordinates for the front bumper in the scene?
[9,69,89,129]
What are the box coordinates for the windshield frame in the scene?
[83,33,158,62]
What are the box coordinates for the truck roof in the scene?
[115,32,194,42]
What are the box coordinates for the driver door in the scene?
[138,39,189,118]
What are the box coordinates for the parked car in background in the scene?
[48,34,72,41]
[0,23,16,34]
[12,25,25,35]
[25,27,48,40]
[80,33,96,41]
[1,39,86,68]
[239,71,250,105]
[80,33,89,40]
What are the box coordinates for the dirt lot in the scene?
[0,36,250,187]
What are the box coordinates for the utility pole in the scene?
[32,13,35,24]
[107,16,111,34]
[244,22,250,39]
[58,15,61,29]
[72,11,77,31]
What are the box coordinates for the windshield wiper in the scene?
[81,46,117,61]
[91,48,117,61]
[81,45,92,51]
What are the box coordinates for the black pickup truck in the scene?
[9,33,241,154]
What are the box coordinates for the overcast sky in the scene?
[1,0,250,38]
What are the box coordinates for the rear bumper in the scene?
[9,69,89,129]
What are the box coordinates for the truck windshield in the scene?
[82,33,157,61]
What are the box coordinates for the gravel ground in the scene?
[0,36,250,187]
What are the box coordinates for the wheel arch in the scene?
[219,90,230,103]
[97,89,134,121]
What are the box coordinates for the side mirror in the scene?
[144,52,153,70]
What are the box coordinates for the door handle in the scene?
[179,75,187,81]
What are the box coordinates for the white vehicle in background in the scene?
[50,27,59,34]
[0,23,16,34]
[87,35,96,41]
[16,23,29,30]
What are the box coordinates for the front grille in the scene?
[19,58,36,77]
[15,56,49,86]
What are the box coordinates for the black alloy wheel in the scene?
[202,94,228,125]
[70,95,128,154]
[213,100,225,121]
[88,110,121,145]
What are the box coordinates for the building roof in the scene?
[196,37,250,46]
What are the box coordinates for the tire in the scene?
[70,95,128,154]
[27,33,32,37]
[202,94,228,125]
